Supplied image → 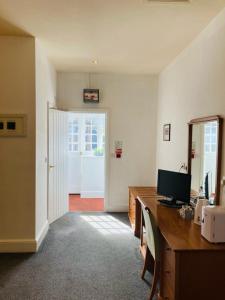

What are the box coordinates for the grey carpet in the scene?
[0,212,153,300]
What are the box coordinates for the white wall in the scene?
[0,36,36,251]
[35,40,56,243]
[80,157,105,198]
[156,8,225,204]
[57,73,158,211]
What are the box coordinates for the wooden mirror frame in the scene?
[188,115,223,204]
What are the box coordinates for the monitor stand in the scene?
[158,197,184,208]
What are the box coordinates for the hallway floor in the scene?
[69,194,104,212]
[0,213,151,300]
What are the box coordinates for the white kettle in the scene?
[194,199,209,225]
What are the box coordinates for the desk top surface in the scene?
[129,186,225,251]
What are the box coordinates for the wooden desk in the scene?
[129,186,225,300]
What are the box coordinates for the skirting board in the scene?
[0,221,49,253]
[105,205,128,212]
[0,239,36,253]
[36,220,49,250]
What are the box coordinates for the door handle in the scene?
[49,165,55,169]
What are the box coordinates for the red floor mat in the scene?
[69,194,104,212]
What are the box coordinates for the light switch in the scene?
[7,121,16,130]
[0,114,27,137]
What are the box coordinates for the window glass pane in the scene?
[85,135,91,142]
[92,135,97,143]
[205,135,210,143]
[92,127,97,134]
[92,143,97,149]
[85,120,91,126]
[74,126,79,133]
[85,144,91,151]
[69,144,72,151]
[211,135,217,143]
[73,135,78,143]
[205,126,210,134]
[205,144,210,152]
[211,144,216,152]
[85,126,91,134]
[211,127,217,134]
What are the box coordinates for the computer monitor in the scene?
[157,169,191,206]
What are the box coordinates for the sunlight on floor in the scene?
[81,215,132,235]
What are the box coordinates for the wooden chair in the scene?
[140,202,160,300]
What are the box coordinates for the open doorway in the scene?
[68,112,106,212]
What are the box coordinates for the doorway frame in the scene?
[51,107,110,212]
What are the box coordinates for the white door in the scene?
[68,114,81,193]
[48,109,69,224]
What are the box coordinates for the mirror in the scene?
[188,116,223,204]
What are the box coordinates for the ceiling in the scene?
[0,0,225,74]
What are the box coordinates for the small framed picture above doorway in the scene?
[83,89,99,103]
[163,124,171,141]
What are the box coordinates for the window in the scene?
[204,122,217,153]
[102,135,105,150]
[68,119,79,152]
[85,119,98,152]
[68,114,105,156]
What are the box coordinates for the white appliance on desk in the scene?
[201,206,225,243]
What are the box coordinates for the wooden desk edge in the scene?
[129,186,225,251]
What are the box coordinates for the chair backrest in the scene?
[141,203,160,262]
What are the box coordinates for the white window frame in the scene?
[84,118,98,154]
[68,114,105,157]
[68,118,80,153]
[204,122,217,154]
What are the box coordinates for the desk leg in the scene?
[135,198,141,238]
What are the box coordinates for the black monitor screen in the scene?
[157,169,191,203]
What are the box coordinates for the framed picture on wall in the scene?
[163,124,171,141]
[83,89,99,103]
